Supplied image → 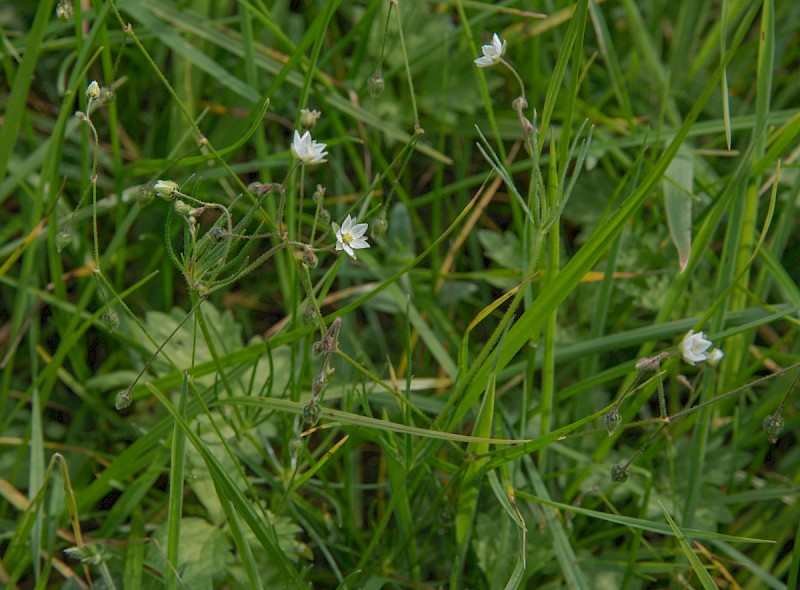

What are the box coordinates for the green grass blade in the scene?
[659,501,720,590]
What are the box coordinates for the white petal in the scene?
[491,33,501,47]
[341,215,354,233]
[350,222,368,238]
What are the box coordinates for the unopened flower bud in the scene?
[368,71,385,98]
[302,399,322,425]
[302,306,317,326]
[174,200,193,216]
[56,0,74,21]
[299,108,322,130]
[86,80,100,100]
[312,374,326,398]
[370,214,388,240]
[707,348,724,367]
[635,352,669,372]
[762,414,784,444]
[98,86,115,106]
[115,389,132,410]
[604,410,621,436]
[56,227,72,252]
[302,247,318,269]
[318,208,330,223]
[102,308,120,333]
[154,180,180,200]
[610,464,629,483]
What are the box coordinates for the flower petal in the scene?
[350,222,368,238]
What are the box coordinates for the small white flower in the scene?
[333,214,370,259]
[680,330,713,365]
[474,33,506,68]
[291,130,327,165]
[86,80,100,100]
[707,348,724,367]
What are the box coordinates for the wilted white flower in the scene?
[56,0,74,21]
[707,348,724,367]
[154,179,180,200]
[680,330,712,365]
[333,214,370,259]
[299,108,322,130]
[86,80,100,100]
[474,33,506,68]
[291,130,327,165]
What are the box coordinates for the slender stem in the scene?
[392,0,420,128]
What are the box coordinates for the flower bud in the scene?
[102,308,120,333]
[86,80,100,100]
[302,400,322,426]
[174,200,193,216]
[115,389,132,410]
[604,410,621,436]
[56,227,72,252]
[707,348,724,367]
[312,374,326,398]
[610,464,629,483]
[635,352,669,372]
[302,247,318,269]
[56,0,74,21]
[370,214,388,240]
[762,414,784,444]
[368,71,385,98]
[98,86,115,106]
[302,306,318,326]
[154,180,180,200]
[299,108,322,130]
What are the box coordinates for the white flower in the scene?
[86,80,100,100]
[474,33,506,68]
[333,215,370,259]
[707,348,724,367]
[291,130,327,165]
[680,330,712,365]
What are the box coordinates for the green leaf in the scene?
[662,145,694,273]
[148,518,233,590]
[659,502,718,590]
